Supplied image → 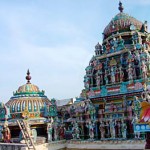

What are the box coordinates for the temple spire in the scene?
[26,69,31,84]
[118,1,124,13]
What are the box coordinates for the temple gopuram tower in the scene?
[83,2,150,138]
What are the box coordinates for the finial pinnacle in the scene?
[118,1,124,13]
[26,69,31,84]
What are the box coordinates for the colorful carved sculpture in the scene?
[99,121,105,139]
[121,120,127,139]
[141,61,148,79]
[109,119,116,139]
[72,122,80,139]
[2,121,11,143]
[47,120,53,142]
[86,121,95,140]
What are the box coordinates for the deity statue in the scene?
[132,96,141,116]
[69,105,76,118]
[72,122,80,139]
[100,72,103,85]
[2,121,11,143]
[141,61,148,79]
[96,75,101,87]
[54,120,59,141]
[99,121,105,139]
[111,67,116,84]
[119,66,124,82]
[132,114,140,139]
[85,101,96,120]
[105,121,110,138]
[115,67,120,82]
[104,58,110,70]
[84,76,90,90]
[109,119,116,139]
[135,51,141,62]
[121,120,127,139]
[117,35,125,51]
[120,54,128,68]
[98,106,104,119]
[117,121,121,138]
[47,122,53,142]
[112,37,118,52]
[134,55,141,79]
[128,51,134,63]
[132,32,142,49]
[47,117,53,142]
[127,101,133,119]
[110,101,117,112]
[105,40,111,53]
[128,63,133,80]
[86,121,95,140]
[59,125,66,140]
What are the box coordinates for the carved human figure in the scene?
[120,54,127,68]
[141,61,148,79]
[85,101,96,120]
[69,105,76,118]
[112,37,118,52]
[135,51,141,62]
[86,121,95,140]
[128,64,133,80]
[134,57,140,79]
[105,40,111,53]
[98,107,104,119]
[111,67,116,83]
[99,121,105,139]
[132,96,141,116]
[106,121,110,138]
[127,102,133,119]
[119,66,124,82]
[117,35,125,51]
[54,122,59,141]
[96,75,101,86]
[2,121,11,143]
[132,114,140,139]
[109,119,116,139]
[117,121,121,138]
[59,125,66,140]
[104,58,110,70]
[121,120,127,139]
[115,67,120,82]
[47,122,53,142]
[84,76,90,89]
[72,122,80,139]
[110,101,115,112]
[128,51,134,63]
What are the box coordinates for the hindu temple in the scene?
[0,2,150,150]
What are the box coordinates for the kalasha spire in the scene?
[26,69,31,84]
[118,1,124,13]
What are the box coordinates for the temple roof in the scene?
[13,70,45,97]
[5,70,50,119]
[103,2,143,39]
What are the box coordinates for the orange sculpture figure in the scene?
[2,122,11,143]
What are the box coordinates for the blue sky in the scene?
[0,0,150,102]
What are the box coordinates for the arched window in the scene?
[22,101,25,111]
[28,101,32,112]
[34,101,37,112]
